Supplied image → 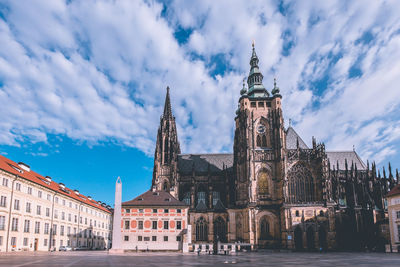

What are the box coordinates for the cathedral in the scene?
[151,44,398,251]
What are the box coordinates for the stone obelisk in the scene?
[109,176,124,253]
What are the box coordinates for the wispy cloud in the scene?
[0,0,399,165]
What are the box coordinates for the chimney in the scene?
[18,162,30,172]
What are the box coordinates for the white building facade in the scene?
[387,185,400,252]
[0,155,112,252]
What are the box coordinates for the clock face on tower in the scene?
[257,125,266,134]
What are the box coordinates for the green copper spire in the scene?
[240,77,247,95]
[247,42,269,97]
[271,77,280,95]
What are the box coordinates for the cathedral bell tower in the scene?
[152,86,180,196]
[233,43,285,206]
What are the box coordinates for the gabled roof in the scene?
[326,151,366,170]
[0,155,111,213]
[122,190,188,207]
[285,126,309,149]
[387,184,400,197]
[177,153,233,174]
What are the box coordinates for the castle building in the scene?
[151,44,399,251]
[120,190,189,251]
[0,155,113,252]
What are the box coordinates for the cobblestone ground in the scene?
[0,251,400,267]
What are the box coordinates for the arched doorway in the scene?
[294,226,303,250]
[306,226,315,250]
[318,225,327,251]
[259,216,271,240]
[236,214,243,242]
[214,217,227,243]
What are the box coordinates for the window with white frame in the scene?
[44,223,49,234]
[46,208,50,217]
[26,202,31,213]
[11,218,18,231]
[27,187,32,195]
[35,222,40,234]
[14,199,20,210]
[38,191,42,198]
[15,183,21,191]
[0,215,5,230]
[37,205,41,215]
[24,220,30,233]
[11,237,16,246]
[0,196,6,207]
[2,178,8,187]
[396,210,400,219]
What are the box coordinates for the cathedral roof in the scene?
[177,153,233,175]
[285,126,309,149]
[122,190,188,207]
[326,151,366,170]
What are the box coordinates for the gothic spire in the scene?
[163,86,173,119]
[247,42,269,97]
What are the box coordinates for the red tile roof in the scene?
[0,154,111,213]
[122,190,188,207]
[387,184,400,198]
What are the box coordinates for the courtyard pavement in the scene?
[0,251,399,267]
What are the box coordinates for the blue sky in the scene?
[1,0,400,205]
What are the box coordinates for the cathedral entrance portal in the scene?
[294,226,303,250]
[214,217,227,243]
[306,226,315,250]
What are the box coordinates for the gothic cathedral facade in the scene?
[151,45,395,251]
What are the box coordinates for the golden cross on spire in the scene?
[252,40,255,48]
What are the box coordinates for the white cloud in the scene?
[0,0,399,166]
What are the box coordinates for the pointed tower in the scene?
[152,86,181,196]
[233,43,285,206]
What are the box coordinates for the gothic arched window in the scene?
[163,181,169,192]
[287,163,315,203]
[196,217,208,241]
[262,135,267,147]
[258,170,269,195]
[164,138,169,164]
[183,191,191,205]
[196,185,207,206]
[256,135,261,147]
